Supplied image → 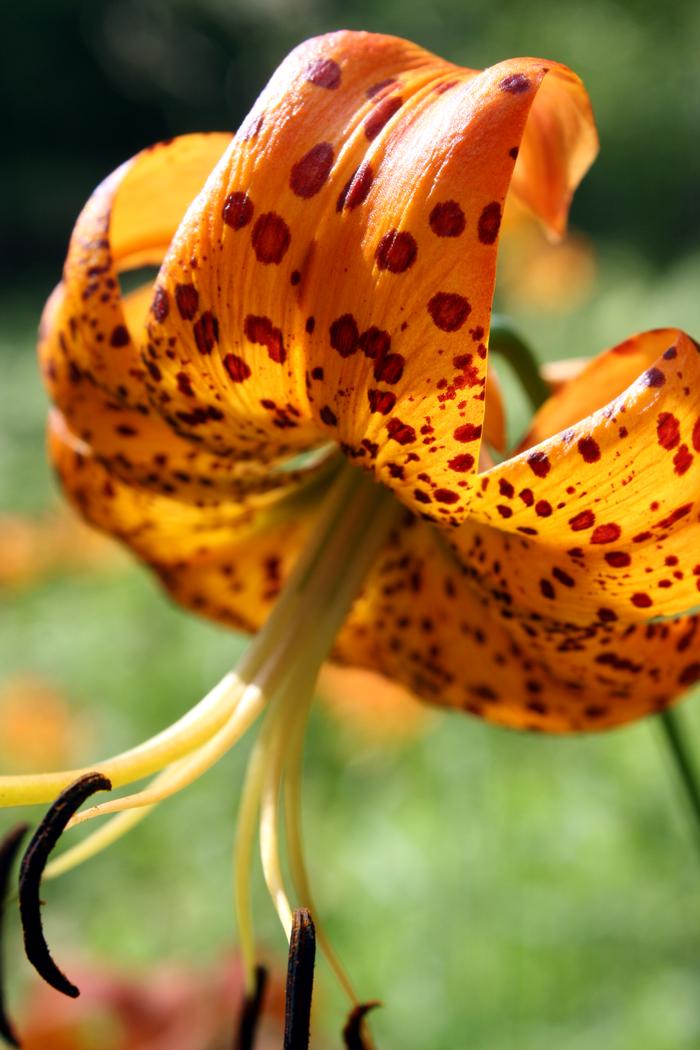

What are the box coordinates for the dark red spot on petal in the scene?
[428,292,471,332]
[692,418,700,453]
[319,405,338,426]
[434,488,459,504]
[374,353,405,384]
[251,212,291,264]
[222,191,254,230]
[152,286,169,322]
[364,96,403,141]
[366,78,396,98]
[290,143,334,198]
[387,418,416,445]
[336,162,374,212]
[175,283,199,320]
[368,389,396,415]
[643,367,665,388]
[679,663,700,687]
[552,567,575,587]
[535,499,552,517]
[244,314,286,363]
[306,58,341,89]
[497,505,513,518]
[540,579,555,599]
[429,200,466,238]
[605,551,631,568]
[110,324,129,347]
[176,371,194,396]
[453,423,482,443]
[674,444,693,475]
[193,311,219,354]
[376,229,417,273]
[329,314,359,358]
[631,592,653,608]
[527,450,551,478]
[657,412,680,450]
[569,509,595,531]
[478,202,502,245]
[358,327,390,360]
[578,436,601,463]
[499,73,531,93]
[224,354,250,382]
[591,523,621,544]
[448,453,475,472]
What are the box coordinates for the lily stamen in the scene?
[343,1002,381,1050]
[235,964,268,1050]
[0,825,29,1049]
[284,908,316,1050]
[18,773,112,999]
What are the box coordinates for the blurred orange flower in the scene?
[0,511,124,592]
[17,955,286,1050]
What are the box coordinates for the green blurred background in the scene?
[3,1,700,1047]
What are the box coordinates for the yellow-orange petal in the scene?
[143,32,595,521]
[50,133,231,408]
[459,328,700,624]
[507,61,598,240]
[40,282,333,505]
[334,515,700,732]
[48,412,319,634]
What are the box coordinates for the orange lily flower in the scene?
[2,27,699,1032]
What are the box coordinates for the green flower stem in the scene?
[491,314,700,853]
[489,313,551,412]
[656,707,700,851]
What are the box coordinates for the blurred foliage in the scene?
[4,2,700,1048]
[2,256,700,1046]
[3,0,700,297]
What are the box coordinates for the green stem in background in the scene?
[489,313,551,412]
[656,707,700,853]
[490,313,700,855]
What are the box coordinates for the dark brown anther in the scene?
[18,772,111,999]
[0,824,30,1048]
[342,1001,381,1049]
[283,908,315,1050]
[234,964,267,1050]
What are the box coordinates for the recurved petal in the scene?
[458,328,700,624]
[507,60,598,240]
[144,32,594,519]
[301,55,594,523]
[52,133,231,408]
[143,31,436,463]
[48,411,319,633]
[40,283,335,505]
[51,405,698,733]
[334,515,700,732]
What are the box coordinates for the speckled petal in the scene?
[459,328,700,623]
[40,282,332,505]
[144,32,596,519]
[48,411,319,632]
[47,133,231,408]
[334,514,700,732]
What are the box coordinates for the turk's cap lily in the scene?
[3,30,699,1042]
[36,30,699,733]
